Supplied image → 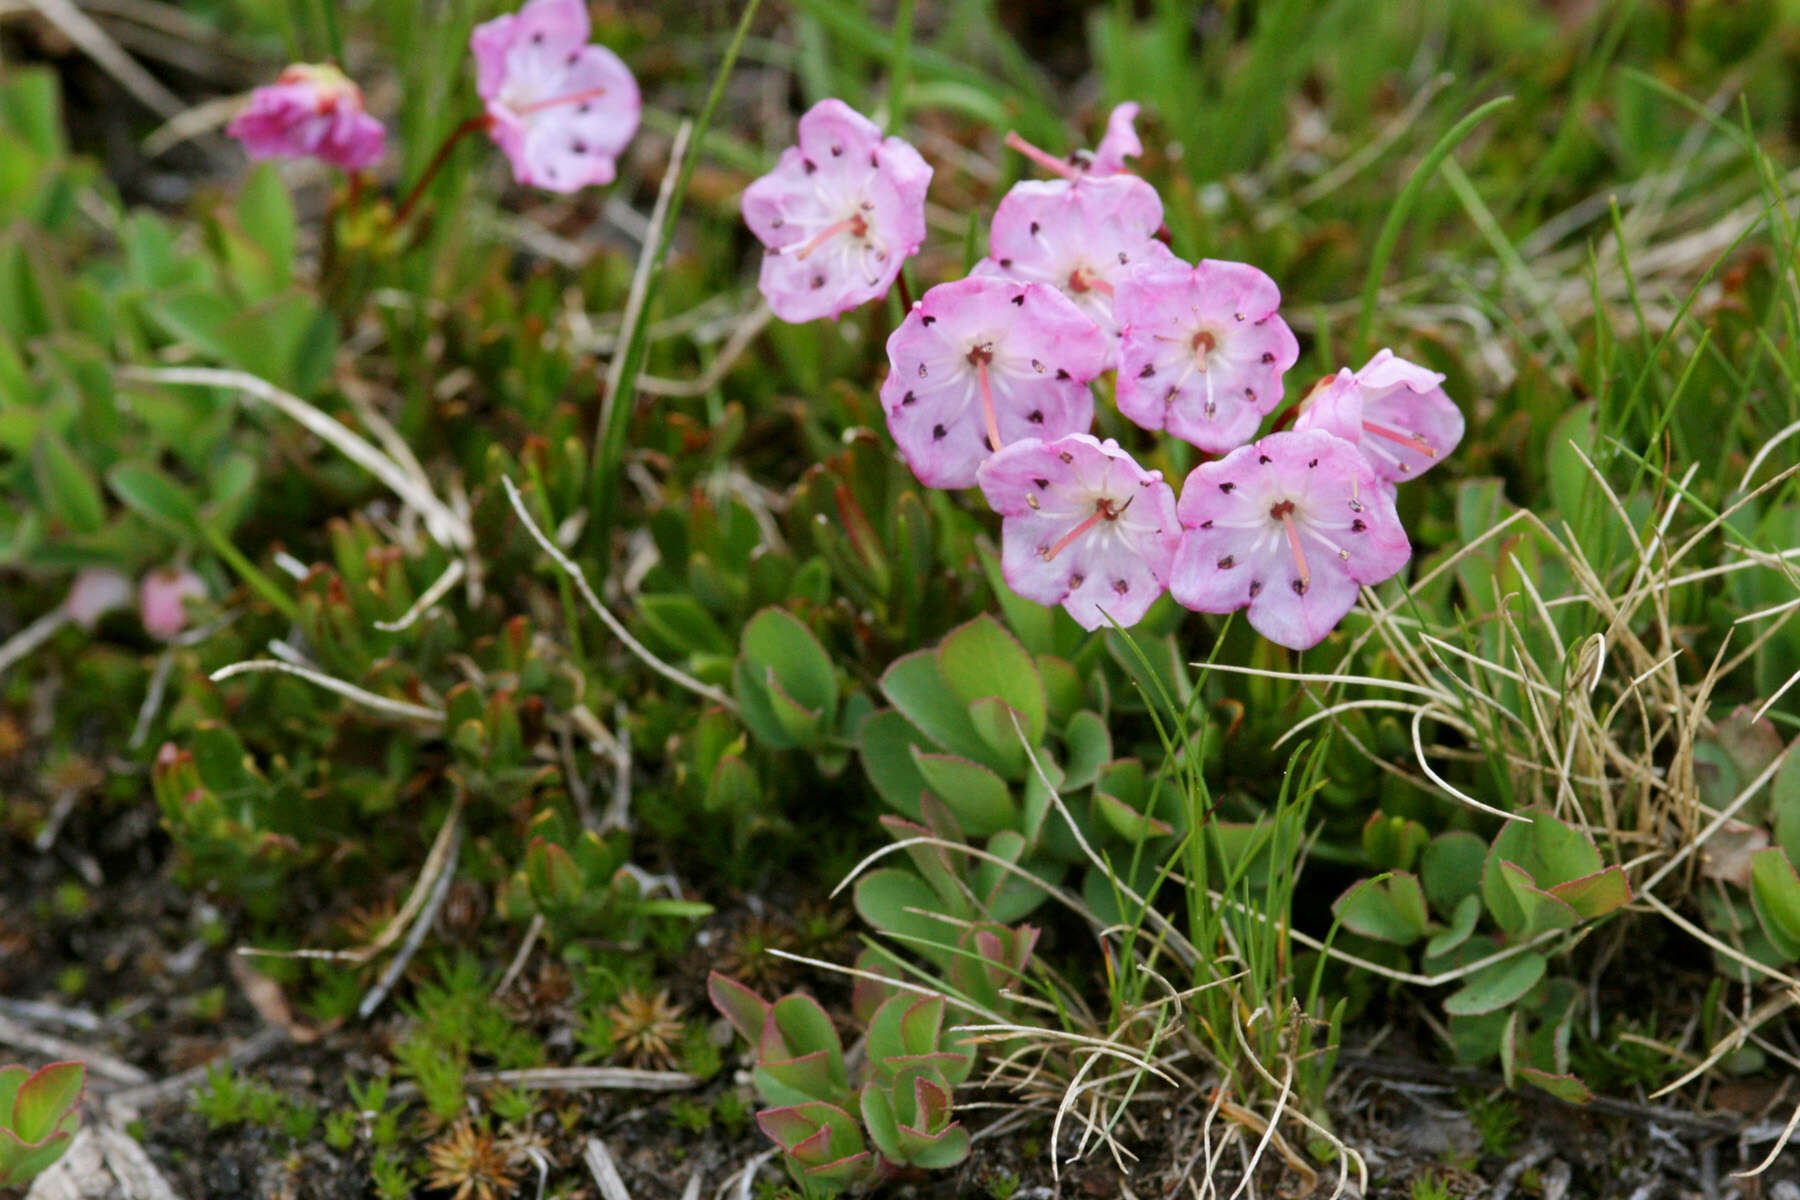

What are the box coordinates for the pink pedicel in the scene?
[978,434,1180,631]
[1169,429,1410,651]
[742,98,932,323]
[1293,350,1465,484]
[1114,259,1299,453]
[227,64,386,171]
[139,567,208,642]
[974,173,1175,365]
[471,0,641,192]
[880,277,1107,490]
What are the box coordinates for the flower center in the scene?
[1067,265,1114,296]
[1269,499,1311,594]
[793,213,869,261]
[1042,495,1131,562]
[1192,330,1216,370]
[966,344,1004,453]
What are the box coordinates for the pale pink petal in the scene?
[139,567,207,641]
[1089,102,1143,175]
[64,568,133,631]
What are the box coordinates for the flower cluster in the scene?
[228,0,640,198]
[745,102,1464,649]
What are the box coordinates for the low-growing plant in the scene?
[0,1061,84,1189]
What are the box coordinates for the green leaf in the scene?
[741,607,837,718]
[106,461,203,539]
[854,869,961,964]
[964,697,1029,779]
[1517,1067,1592,1105]
[10,1062,82,1144]
[1443,951,1546,1017]
[233,164,296,290]
[1332,873,1430,945]
[1547,866,1631,920]
[1497,861,1580,935]
[858,1082,903,1162]
[1094,791,1174,844]
[1425,893,1482,958]
[32,434,105,534]
[910,750,1017,838]
[1749,846,1800,960]
[1060,711,1112,792]
[638,593,733,657]
[857,709,934,820]
[0,1127,74,1188]
[707,972,770,1047]
[879,651,992,765]
[936,615,1045,746]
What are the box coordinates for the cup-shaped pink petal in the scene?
[1115,259,1299,453]
[1170,429,1409,650]
[64,568,133,631]
[227,64,386,171]
[975,174,1174,365]
[742,99,932,323]
[1089,102,1143,175]
[1294,349,1464,484]
[881,276,1107,490]
[471,0,641,192]
[979,434,1180,631]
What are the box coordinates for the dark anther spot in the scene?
[1139,364,1156,378]
[1249,580,1263,597]
[870,152,879,167]
[999,258,1013,268]
[770,217,783,228]
[567,51,580,65]
[985,433,999,451]
[1165,387,1179,402]
[1234,312,1244,321]
[1029,221,1040,235]
[1219,482,1235,494]
[1069,573,1085,588]
[1260,352,1274,364]
[572,140,588,154]
[1031,359,1045,373]
[1349,499,1364,513]
[1291,579,1308,595]
[831,144,843,156]
[1307,459,1318,468]
[1059,451,1074,464]
[1244,388,1255,401]
[1113,579,1130,595]
[1258,455,1272,465]
[803,158,817,174]
[1011,294,1025,306]
[932,424,947,440]
[1028,410,1044,423]
[1218,555,1236,569]
[531,31,544,42]
[1055,368,1070,380]
[1254,316,1268,326]
[1199,519,1213,529]
[1350,519,1367,532]
[578,102,591,114]
[918,363,928,378]
[1118,251,1129,263]
[920,315,936,326]
[1033,478,1049,490]
[811,275,825,289]
[902,391,916,406]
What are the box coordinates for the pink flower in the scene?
[1114,259,1299,452]
[880,277,1107,490]
[978,434,1180,631]
[139,567,207,642]
[471,0,641,192]
[63,568,132,631]
[1293,350,1464,484]
[227,64,386,171]
[973,173,1175,365]
[741,99,932,323]
[1169,429,1410,650]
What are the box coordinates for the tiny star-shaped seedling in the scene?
[742,98,932,323]
[1114,259,1299,452]
[975,174,1176,366]
[471,0,641,192]
[1293,349,1465,484]
[1169,429,1410,650]
[978,434,1181,631]
[881,277,1107,490]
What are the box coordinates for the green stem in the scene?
[315,0,344,65]
[1353,95,1512,357]
[203,524,300,622]
[587,0,764,567]
[887,0,916,126]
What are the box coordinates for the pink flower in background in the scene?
[63,568,133,631]
[881,277,1107,490]
[742,99,932,323]
[978,434,1180,631]
[1169,429,1409,650]
[471,0,641,192]
[1293,349,1465,484]
[1114,259,1299,452]
[139,567,207,642]
[227,64,386,171]
[974,173,1174,365]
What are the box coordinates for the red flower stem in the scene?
[394,114,492,227]
[1003,130,1080,181]
[895,268,914,311]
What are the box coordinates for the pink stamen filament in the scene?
[1280,511,1311,590]
[1361,420,1435,457]
[516,85,608,117]
[1005,130,1082,181]
[977,361,1004,454]
[1043,510,1103,562]
[794,215,867,261]
[1193,330,1216,370]
[1067,267,1114,296]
